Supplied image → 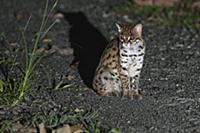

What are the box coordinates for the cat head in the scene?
[115,23,143,47]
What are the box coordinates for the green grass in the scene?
[0,0,58,105]
[31,111,97,128]
[0,120,12,133]
[0,33,21,105]
[112,0,200,29]
[15,0,58,105]
[48,78,74,90]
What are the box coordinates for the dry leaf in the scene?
[49,46,73,55]
[70,124,83,133]
[42,38,52,43]
[74,108,84,113]
[36,45,73,56]
[57,48,74,56]
[14,10,24,21]
[36,47,45,55]
[52,125,71,133]
[54,12,64,23]
[133,0,153,6]
[38,123,83,133]
[70,61,80,69]
[38,123,47,133]
[10,42,18,49]
[66,75,75,81]
[196,18,200,30]
[154,0,180,7]
[133,0,180,7]
[48,46,57,54]
[54,12,64,19]
[192,1,200,12]
[52,124,83,133]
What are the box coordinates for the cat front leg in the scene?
[121,76,129,96]
[128,77,142,100]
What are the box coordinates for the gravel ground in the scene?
[0,0,200,133]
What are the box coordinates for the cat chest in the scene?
[120,49,144,64]
[120,49,144,76]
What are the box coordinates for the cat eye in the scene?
[120,38,124,43]
[119,36,125,42]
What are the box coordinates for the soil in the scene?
[0,0,200,133]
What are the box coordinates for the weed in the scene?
[0,37,22,104]
[110,128,121,133]
[0,78,21,105]
[30,111,119,132]
[31,111,99,130]
[50,78,74,90]
[0,0,58,105]
[15,0,58,105]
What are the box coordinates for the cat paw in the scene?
[129,93,143,100]
[99,90,121,97]
[123,90,143,100]
[122,90,129,97]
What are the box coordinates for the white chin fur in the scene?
[122,43,130,48]
[122,42,142,50]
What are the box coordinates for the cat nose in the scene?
[124,40,129,44]
[124,39,129,43]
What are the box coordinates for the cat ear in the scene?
[115,23,122,33]
[133,24,142,36]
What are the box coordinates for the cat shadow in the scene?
[60,11,108,88]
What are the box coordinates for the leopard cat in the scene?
[92,23,145,100]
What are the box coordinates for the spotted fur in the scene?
[92,23,145,99]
